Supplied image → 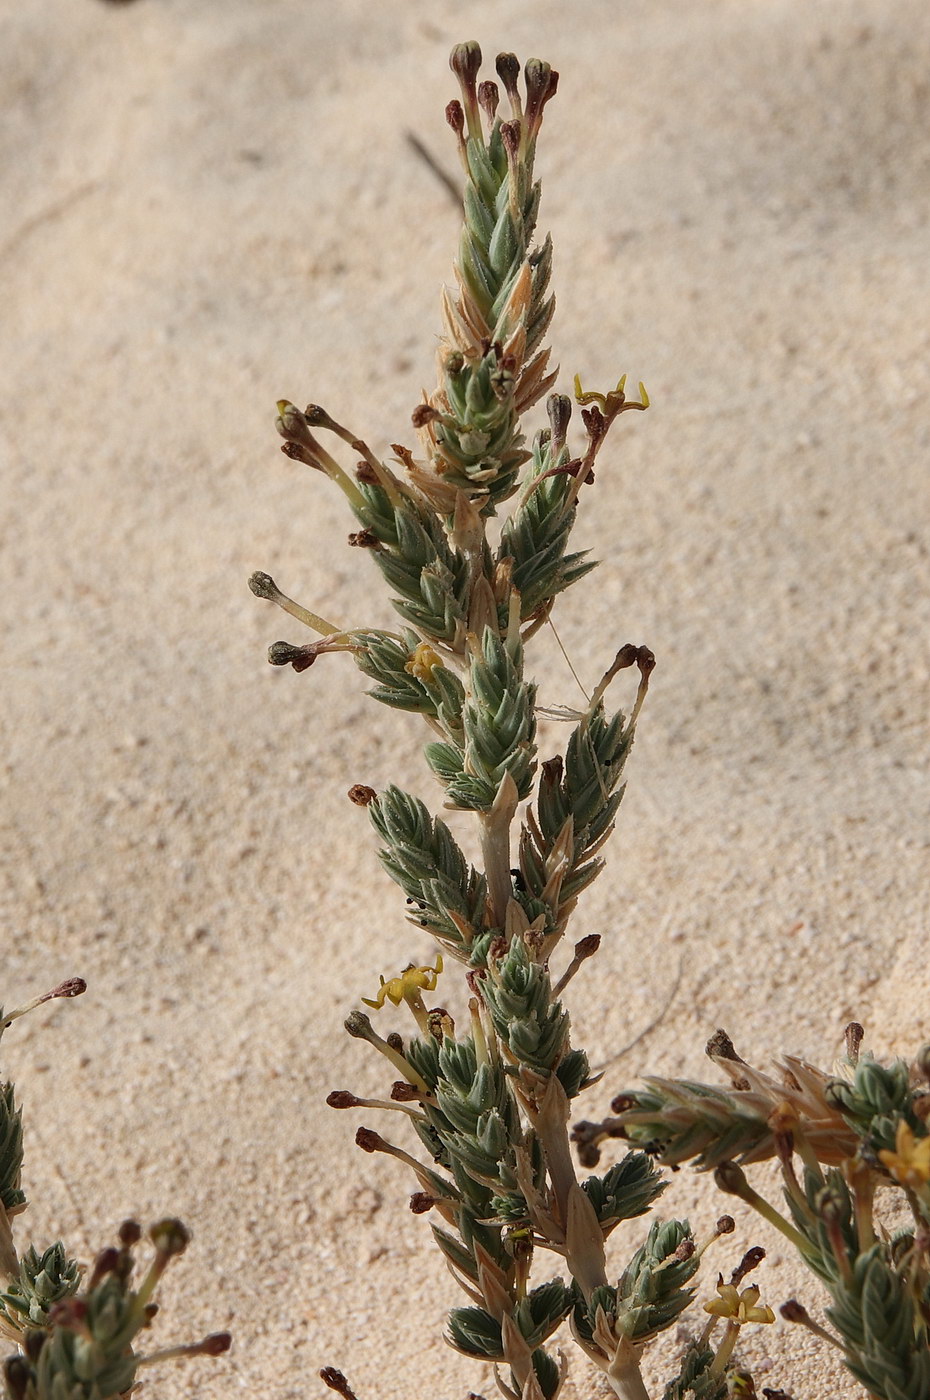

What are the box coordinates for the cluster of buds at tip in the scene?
[2,1220,228,1398]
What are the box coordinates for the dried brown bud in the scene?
[635,647,655,682]
[411,403,440,428]
[546,393,572,452]
[268,641,317,672]
[524,59,558,135]
[281,440,309,463]
[198,1332,232,1357]
[706,1028,744,1063]
[427,1008,454,1040]
[327,1091,359,1109]
[355,461,379,483]
[348,784,376,807]
[347,529,381,550]
[88,1247,120,1291]
[580,404,607,445]
[500,120,521,160]
[445,100,465,137]
[449,41,482,93]
[731,1246,766,1284]
[612,643,639,672]
[320,1369,360,1400]
[844,1021,865,1062]
[780,1299,810,1325]
[409,1192,434,1214]
[674,1239,696,1262]
[540,754,563,787]
[248,571,278,601]
[716,1215,736,1235]
[118,1219,142,1247]
[355,1126,384,1153]
[51,978,86,999]
[344,1011,373,1039]
[573,934,601,961]
[477,80,499,124]
[386,1031,404,1053]
[303,403,333,428]
[495,52,521,108]
[390,1082,420,1102]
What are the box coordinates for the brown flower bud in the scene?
[495,52,521,109]
[355,1126,384,1153]
[327,1091,359,1109]
[546,392,572,453]
[706,1028,744,1062]
[149,1218,191,1257]
[500,120,521,160]
[779,1299,810,1324]
[88,1247,120,1291]
[731,1246,766,1284]
[344,1011,373,1039]
[844,1021,864,1062]
[51,978,86,999]
[347,529,381,550]
[636,646,657,680]
[449,41,482,95]
[477,80,499,124]
[320,1368,359,1400]
[348,784,376,807]
[573,934,601,960]
[268,641,317,671]
[198,1332,232,1357]
[118,1219,142,1247]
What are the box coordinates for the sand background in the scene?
[2,1,928,1397]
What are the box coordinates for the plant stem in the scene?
[606,1349,651,1400]
[479,775,519,927]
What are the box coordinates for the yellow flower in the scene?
[404,643,443,683]
[703,1281,774,1326]
[573,373,649,412]
[878,1121,930,1187]
[362,956,443,1011]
